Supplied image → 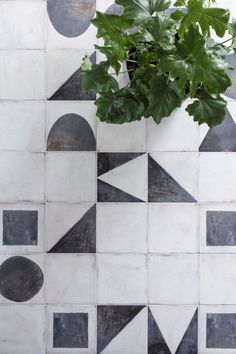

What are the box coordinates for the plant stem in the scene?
[126,59,138,63]
[107,69,134,76]
[217,36,234,46]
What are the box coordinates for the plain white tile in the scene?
[0,102,45,152]
[147,102,199,152]
[0,304,45,354]
[46,152,96,202]
[47,304,96,354]
[199,153,236,202]
[0,1,45,49]
[0,51,45,99]
[97,119,146,152]
[200,254,236,304]
[97,203,147,253]
[46,254,96,304]
[148,204,198,253]
[0,152,45,202]
[0,204,45,254]
[97,254,146,304]
[148,254,198,304]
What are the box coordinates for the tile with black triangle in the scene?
[46,203,96,253]
[97,153,147,202]
[97,305,147,354]
[47,50,96,100]
[199,103,236,152]
[148,306,198,354]
[148,153,197,203]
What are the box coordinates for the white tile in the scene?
[199,305,236,354]
[47,304,96,354]
[97,203,147,253]
[0,102,45,152]
[102,307,147,354]
[0,304,45,354]
[0,51,45,99]
[148,255,198,304]
[97,254,146,304]
[199,152,236,202]
[97,119,146,152]
[200,254,236,305]
[0,254,45,304]
[0,152,45,202]
[46,152,96,202]
[148,204,198,253]
[0,1,45,49]
[46,101,96,143]
[199,203,236,253]
[46,202,94,251]
[147,102,199,152]
[46,254,96,303]
[0,204,45,254]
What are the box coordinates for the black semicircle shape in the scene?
[47,113,96,151]
[47,0,96,38]
[0,256,44,302]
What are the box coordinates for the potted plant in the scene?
[82,0,236,127]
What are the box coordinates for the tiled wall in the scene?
[1,0,236,353]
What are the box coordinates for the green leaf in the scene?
[174,0,186,6]
[82,61,119,92]
[186,93,227,127]
[96,88,144,123]
[148,75,184,124]
[145,14,176,50]
[179,0,230,38]
[159,54,190,87]
[170,9,185,21]
[115,0,171,22]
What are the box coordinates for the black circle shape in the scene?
[0,256,44,302]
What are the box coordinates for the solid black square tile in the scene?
[3,210,38,246]
[53,312,88,348]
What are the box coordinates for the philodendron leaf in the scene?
[96,88,144,123]
[179,0,230,38]
[145,14,176,50]
[82,61,119,92]
[148,75,184,124]
[81,55,92,72]
[186,94,227,127]
[115,0,171,21]
[159,54,189,87]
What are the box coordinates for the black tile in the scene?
[49,52,96,100]
[0,256,44,302]
[199,110,236,152]
[97,180,144,202]
[207,211,236,246]
[176,310,198,354]
[148,308,171,354]
[48,204,96,253]
[148,155,196,203]
[53,312,88,348]
[3,210,38,246]
[97,153,143,177]
[47,113,96,151]
[97,305,144,353]
[207,313,236,348]
[47,0,95,38]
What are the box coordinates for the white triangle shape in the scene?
[150,152,197,198]
[101,308,146,354]
[98,154,147,201]
[150,305,196,354]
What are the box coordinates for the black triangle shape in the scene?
[48,204,96,253]
[148,308,171,354]
[97,305,144,353]
[199,110,236,152]
[48,52,96,101]
[175,309,198,354]
[98,152,144,176]
[97,179,144,202]
[148,155,196,203]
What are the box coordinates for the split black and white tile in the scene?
[225,53,236,100]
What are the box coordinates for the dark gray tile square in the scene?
[3,210,38,246]
[207,313,236,348]
[53,312,88,348]
[207,211,236,246]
